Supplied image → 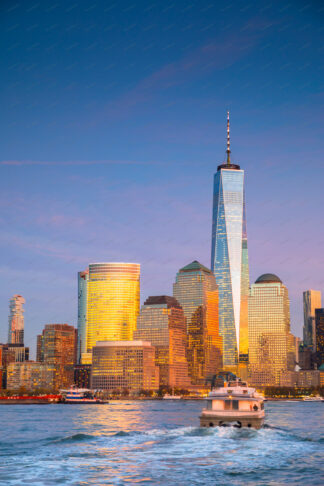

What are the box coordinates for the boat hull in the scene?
[200,411,264,429]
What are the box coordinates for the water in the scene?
[0,401,323,485]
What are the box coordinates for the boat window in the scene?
[232,400,239,410]
[224,400,231,410]
[261,402,264,410]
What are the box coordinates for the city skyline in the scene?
[1,1,324,355]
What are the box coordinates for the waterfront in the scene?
[0,401,323,485]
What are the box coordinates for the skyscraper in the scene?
[8,295,25,345]
[211,113,249,368]
[38,324,77,390]
[248,274,292,386]
[77,270,89,363]
[303,290,321,352]
[173,261,222,384]
[315,308,324,367]
[81,262,140,363]
[134,296,191,388]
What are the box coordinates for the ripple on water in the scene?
[0,402,323,485]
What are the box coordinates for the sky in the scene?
[1,0,323,356]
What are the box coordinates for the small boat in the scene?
[63,387,105,404]
[163,393,181,400]
[303,395,324,402]
[200,379,265,429]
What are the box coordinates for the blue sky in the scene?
[1,0,323,355]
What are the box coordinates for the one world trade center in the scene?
[211,113,249,368]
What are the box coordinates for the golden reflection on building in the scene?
[134,296,190,388]
[173,261,222,384]
[82,263,140,364]
[248,274,293,386]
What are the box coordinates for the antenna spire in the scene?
[226,111,231,165]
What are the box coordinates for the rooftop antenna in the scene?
[226,110,231,165]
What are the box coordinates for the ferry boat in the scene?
[200,379,265,429]
[163,393,181,400]
[63,387,105,404]
[303,395,324,402]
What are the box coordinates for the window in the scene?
[232,400,239,410]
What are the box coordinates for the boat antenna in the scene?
[226,110,231,165]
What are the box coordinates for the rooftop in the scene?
[179,260,212,274]
[255,273,282,284]
[144,295,181,308]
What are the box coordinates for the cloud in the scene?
[0,159,161,167]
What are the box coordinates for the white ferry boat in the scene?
[200,380,265,429]
[163,394,181,400]
[63,387,105,404]
[303,395,324,402]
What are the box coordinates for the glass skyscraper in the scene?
[77,270,89,363]
[303,290,321,352]
[81,262,140,364]
[8,295,25,345]
[173,261,222,384]
[211,113,249,368]
[248,274,293,386]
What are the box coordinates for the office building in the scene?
[6,361,54,392]
[74,364,92,389]
[77,270,89,363]
[91,341,159,393]
[38,324,77,390]
[0,343,29,389]
[248,274,293,386]
[8,295,25,345]
[134,296,190,388]
[80,262,140,363]
[303,290,321,352]
[173,261,222,384]
[315,308,324,367]
[210,113,249,367]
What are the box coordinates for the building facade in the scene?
[315,308,324,367]
[80,262,140,364]
[134,296,190,388]
[0,343,29,389]
[37,324,77,390]
[91,341,159,393]
[77,270,89,363]
[248,274,293,386]
[303,290,321,352]
[6,361,54,392]
[173,261,222,384]
[8,295,25,345]
[210,114,249,367]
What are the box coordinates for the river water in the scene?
[0,400,323,485]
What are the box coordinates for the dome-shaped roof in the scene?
[255,273,282,284]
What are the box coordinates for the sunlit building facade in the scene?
[173,261,222,384]
[248,274,293,386]
[8,295,25,345]
[38,324,77,390]
[134,296,191,388]
[91,341,159,393]
[211,114,249,368]
[81,263,140,364]
[303,290,321,352]
[6,361,54,392]
[77,270,89,363]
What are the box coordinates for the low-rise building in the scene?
[6,361,54,391]
[91,341,159,393]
